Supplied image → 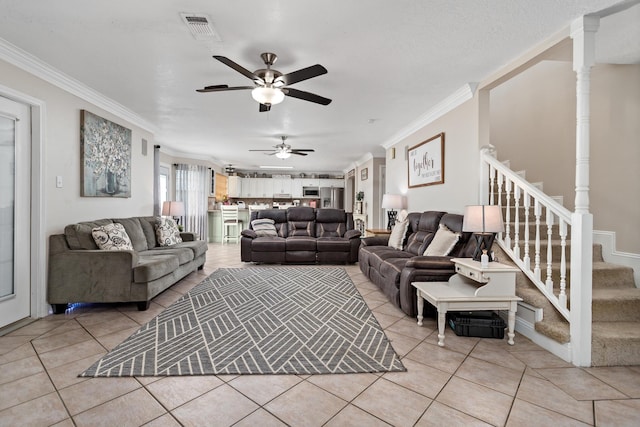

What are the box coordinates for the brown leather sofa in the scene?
[241,207,361,264]
[359,211,490,317]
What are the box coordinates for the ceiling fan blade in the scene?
[248,149,277,152]
[280,64,327,85]
[290,152,308,156]
[290,149,315,153]
[213,55,263,84]
[196,85,253,93]
[282,88,332,105]
[259,103,271,112]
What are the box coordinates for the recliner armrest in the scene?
[404,256,455,269]
[241,229,258,239]
[361,236,390,247]
[344,229,361,239]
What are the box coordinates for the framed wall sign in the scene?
[407,132,445,188]
[361,167,368,181]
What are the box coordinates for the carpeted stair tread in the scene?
[545,261,635,289]
[535,320,570,343]
[591,322,640,366]
[592,288,640,322]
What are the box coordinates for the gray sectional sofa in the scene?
[48,216,208,313]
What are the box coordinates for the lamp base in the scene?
[472,233,495,262]
[387,210,397,230]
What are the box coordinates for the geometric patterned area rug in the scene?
[80,267,405,376]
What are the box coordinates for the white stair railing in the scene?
[481,147,572,321]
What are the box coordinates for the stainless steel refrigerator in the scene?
[320,187,344,209]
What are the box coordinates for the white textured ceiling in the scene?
[0,0,636,173]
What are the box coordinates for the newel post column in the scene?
[569,16,598,367]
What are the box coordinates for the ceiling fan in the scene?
[249,136,315,159]
[197,52,331,112]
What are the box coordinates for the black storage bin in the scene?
[447,311,505,339]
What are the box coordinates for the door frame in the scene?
[0,84,47,320]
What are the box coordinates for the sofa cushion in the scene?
[134,254,180,283]
[316,237,351,252]
[155,217,183,246]
[138,216,161,249]
[65,219,114,250]
[92,223,134,251]
[379,257,413,286]
[144,246,194,265]
[289,221,315,237]
[251,218,278,237]
[286,236,317,251]
[315,209,347,237]
[404,211,446,255]
[171,240,208,259]
[287,207,316,237]
[252,236,286,252]
[113,217,148,252]
[424,224,460,256]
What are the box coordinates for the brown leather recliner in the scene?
[241,207,361,264]
[359,211,485,317]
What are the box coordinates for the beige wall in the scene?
[0,59,155,237]
[386,98,480,215]
[356,157,385,229]
[490,60,640,253]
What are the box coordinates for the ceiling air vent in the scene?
[180,13,221,41]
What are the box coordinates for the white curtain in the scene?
[175,164,208,240]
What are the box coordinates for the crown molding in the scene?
[159,144,222,166]
[355,152,374,167]
[382,83,478,149]
[0,37,157,133]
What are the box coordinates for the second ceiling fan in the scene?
[197,52,332,112]
[249,136,315,159]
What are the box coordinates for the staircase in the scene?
[482,150,640,366]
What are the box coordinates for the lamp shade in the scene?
[162,201,185,217]
[251,87,285,105]
[381,194,406,210]
[462,205,504,233]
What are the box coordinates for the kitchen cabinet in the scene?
[321,179,344,188]
[272,174,292,195]
[291,178,303,198]
[228,176,242,197]
[301,178,320,188]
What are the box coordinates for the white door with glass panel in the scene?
[0,96,31,328]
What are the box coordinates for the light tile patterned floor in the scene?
[2,243,640,426]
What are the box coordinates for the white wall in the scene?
[490,61,640,253]
[0,59,155,237]
[386,98,480,215]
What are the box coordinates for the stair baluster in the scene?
[523,191,531,270]
[534,200,542,280]
[513,186,521,259]
[559,219,568,309]
[545,208,555,293]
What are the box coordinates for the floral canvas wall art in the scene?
[81,110,132,197]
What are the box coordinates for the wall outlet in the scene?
[56,176,63,188]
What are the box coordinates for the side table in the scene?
[412,258,522,347]
[365,228,391,237]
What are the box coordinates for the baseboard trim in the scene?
[593,230,640,286]
[507,313,572,363]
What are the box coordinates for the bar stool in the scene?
[221,205,242,244]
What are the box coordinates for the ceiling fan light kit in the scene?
[251,86,285,105]
[275,150,291,159]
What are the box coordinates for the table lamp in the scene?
[162,201,185,226]
[381,194,406,230]
[462,205,504,265]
